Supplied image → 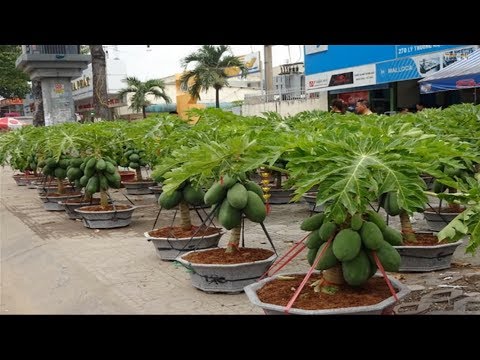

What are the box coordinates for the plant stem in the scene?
[136,167,143,181]
[399,210,416,243]
[226,225,241,254]
[100,190,108,207]
[57,178,65,194]
[179,200,192,230]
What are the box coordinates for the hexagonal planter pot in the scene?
[145,228,224,261]
[176,248,277,294]
[75,204,136,229]
[122,180,157,195]
[423,209,463,232]
[394,240,463,272]
[149,185,163,201]
[39,193,83,211]
[302,192,325,213]
[268,188,295,204]
[244,272,411,315]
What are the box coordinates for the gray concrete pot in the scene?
[423,209,463,232]
[58,198,107,219]
[269,188,295,204]
[176,248,277,294]
[394,239,463,272]
[122,180,156,195]
[244,272,411,315]
[145,229,224,261]
[39,193,82,211]
[149,185,163,200]
[302,192,325,213]
[75,205,136,229]
[36,184,75,196]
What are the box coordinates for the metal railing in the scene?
[24,45,80,55]
[244,87,307,105]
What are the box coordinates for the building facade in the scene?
[304,45,478,113]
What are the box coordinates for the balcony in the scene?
[23,45,80,55]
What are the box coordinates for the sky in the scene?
[106,45,304,80]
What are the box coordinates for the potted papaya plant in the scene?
[158,109,285,293]
[243,113,430,314]
[65,121,136,228]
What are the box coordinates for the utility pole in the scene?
[264,45,273,100]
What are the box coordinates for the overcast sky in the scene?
[107,45,304,80]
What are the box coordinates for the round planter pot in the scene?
[149,185,163,201]
[145,229,224,261]
[394,239,463,272]
[58,198,102,219]
[176,248,277,294]
[26,177,43,189]
[36,184,74,196]
[302,192,324,213]
[244,272,411,315]
[122,180,156,195]
[423,209,463,232]
[75,205,136,229]
[268,188,295,205]
[39,193,83,211]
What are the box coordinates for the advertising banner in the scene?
[376,46,478,84]
[225,52,261,77]
[304,45,328,55]
[306,64,375,93]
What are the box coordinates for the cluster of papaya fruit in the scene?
[25,153,38,172]
[40,155,72,180]
[204,175,267,230]
[302,209,402,286]
[158,181,205,209]
[120,147,147,170]
[77,156,121,195]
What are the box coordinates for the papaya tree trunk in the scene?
[226,225,241,254]
[448,187,462,212]
[179,201,192,230]
[142,106,147,119]
[135,167,143,181]
[399,210,416,243]
[57,178,65,195]
[100,190,108,207]
[275,171,282,189]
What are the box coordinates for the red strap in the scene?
[372,251,398,301]
[259,234,309,280]
[285,237,334,314]
[266,202,271,215]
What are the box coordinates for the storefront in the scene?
[305,45,478,113]
[0,98,24,117]
[71,57,127,119]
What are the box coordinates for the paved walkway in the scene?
[1,167,479,314]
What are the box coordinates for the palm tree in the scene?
[90,45,112,120]
[117,77,171,119]
[180,45,248,108]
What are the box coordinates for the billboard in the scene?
[224,51,261,77]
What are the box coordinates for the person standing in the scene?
[355,99,373,115]
[330,99,346,114]
[415,102,426,112]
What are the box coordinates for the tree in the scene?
[180,45,248,108]
[0,45,30,99]
[90,45,112,120]
[31,80,44,126]
[117,77,171,119]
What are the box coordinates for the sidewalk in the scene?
[1,167,480,314]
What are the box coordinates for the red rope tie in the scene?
[227,242,240,251]
[372,251,398,301]
[259,238,308,281]
[285,237,334,314]
[265,202,271,215]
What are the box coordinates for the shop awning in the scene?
[418,48,480,94]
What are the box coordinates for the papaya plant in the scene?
[157,110,287,253]
[283,114,457,286]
